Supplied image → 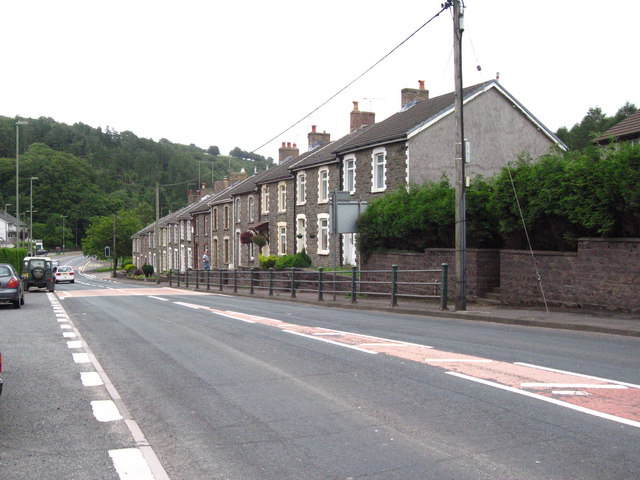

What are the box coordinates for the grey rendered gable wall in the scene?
[407,87,560,184]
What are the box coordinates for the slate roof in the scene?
[333,80,565,154]
[595,110,640,143]
[290,125,375,171]
[255,152,313,185]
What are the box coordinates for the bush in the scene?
[0,248,28,273]
[258,254,278,269]
[132,268,144,276]
[123,264,136,274]
[141,264,154,277]
[273,250,313,270]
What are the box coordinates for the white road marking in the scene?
[81,371,104,387]
[60,324,72,330]
[63,332,76,338]
[515,362,640,389]
[109,448,155,480]
[73,353,91,363]
[447,371,640,429]
[553,390,591,396]
[67,341,83,349]
[521,383,628,389]
[91,400,123,422]
[148,296,168,301]
[284,330,378,354]
[423,359,493,363]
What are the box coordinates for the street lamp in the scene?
[15,120,29,250]
[29,176,38,253]
[4,204,10,247]
[61,215,67,252]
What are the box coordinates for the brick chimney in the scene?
[230,168,248,185]
[279,141,299,162]
[401,80,429,110]
[213,178,229,193]
[308,125,331,150]
[350,101,375,132]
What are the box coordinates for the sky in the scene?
[2,1,639,162]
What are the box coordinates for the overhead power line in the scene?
[250,4,451,154]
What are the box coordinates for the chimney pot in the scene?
[419,80,425,90]
[282,142,286,147]
[287,142,291,148]
[311,125,316,133]
[352,101,359,111]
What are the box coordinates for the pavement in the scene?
[80,259,640,338]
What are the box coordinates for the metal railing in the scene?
[167,263,449,309]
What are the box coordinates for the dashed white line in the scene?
[67,340,83,349]
[73,353,91,363]
[148,296,168,301]
[109,448,155,480]
[284,330,378,354]
[81,371,104,387]
[91,400,123,422]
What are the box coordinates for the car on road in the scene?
[36,248,48,256]
[54,265,75,284]
[21,257,55,292]
[0,263,25,308]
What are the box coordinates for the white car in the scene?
[54,266,75,284]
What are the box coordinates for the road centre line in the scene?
[515,362,640,389]
[446,371,640,429]
[148,296,168,301]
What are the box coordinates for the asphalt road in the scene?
[2,255,639,479]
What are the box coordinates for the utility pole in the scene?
[112,214,117,278]
[155,182,160,284]
[453,0,467,310]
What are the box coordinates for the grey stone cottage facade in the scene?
[133,79,565,271]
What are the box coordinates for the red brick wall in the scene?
[501,238,640,311]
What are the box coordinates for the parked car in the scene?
[54,265,75,284]
[21,257,55,292]
[0,263,25,308]
[36,248,48,256]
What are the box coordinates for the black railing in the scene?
[167,263,449,309]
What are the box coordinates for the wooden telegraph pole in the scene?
[453,0,467,310]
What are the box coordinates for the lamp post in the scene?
[61,215,67,252]
[29,176,38,253]
[15,120,29,250]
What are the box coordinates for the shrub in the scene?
[258,254,278,269]
[273,250,313,270]
[123,264,136,274]
[0,247,28,273]
[141,264,154,277]
[132,268,144,276]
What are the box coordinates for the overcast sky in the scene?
[3,1,638,161]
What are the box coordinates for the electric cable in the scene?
[250,3,451,154]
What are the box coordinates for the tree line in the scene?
[0,115,274,250]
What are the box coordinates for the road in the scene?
[1,254,639,479]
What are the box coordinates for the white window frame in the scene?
[261,185,269,214]
[235,197,241,223]
[248,195,255,222]
[317,213,330,255]
[278,182,287,213]
[344,155,356,194]
[296,172,306,205]
[277,221,287,255]
[371,147,387,193]
[318,167,329,204]
[296,214,307,252]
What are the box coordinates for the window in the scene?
[212,238,218,268]
[317,214,330,255]
[187,220,192,241]
[297,172,306,205]
[318,167,329,203]
[277,222,287,255]
[235,197,241,223]
[372,148,387,192]
[223,237,230,264]
[248,196,255,222]
[261,185,269,214]
[278,182,287,212]
[213,208,218,230]
[204,215,209,236]
[224,205,229,229]
[344,156,356,194]
[296,215,306,252]
[174,225,178,243]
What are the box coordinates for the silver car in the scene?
[0,263,25,309]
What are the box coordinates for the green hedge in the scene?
[357,143,640,256]
[0,248,28,273]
